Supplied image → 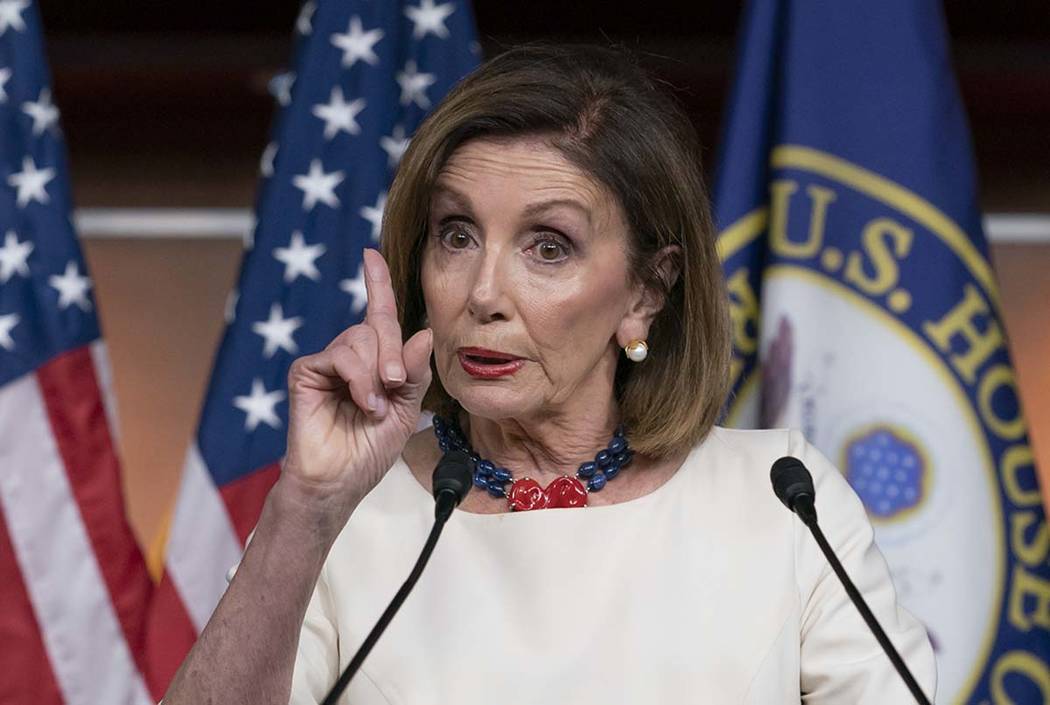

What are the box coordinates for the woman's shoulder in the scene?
[685,426,845,502]
[692,425,806,470]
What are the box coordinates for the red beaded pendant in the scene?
[507,475,588,511]
[507,478,548,511]
[545,476,589,508]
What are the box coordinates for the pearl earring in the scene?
[624,339,648,362]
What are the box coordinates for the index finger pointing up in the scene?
[362,248,406,385]
[363,248,399,321]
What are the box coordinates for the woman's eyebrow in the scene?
[430,184,472,213]
[431,186,592,225]
[521,198,592,225]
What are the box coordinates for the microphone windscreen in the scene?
[770,456,815,511]
[432,449,474,504]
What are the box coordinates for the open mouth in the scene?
[457,349,525,377]
[465,354,512,365]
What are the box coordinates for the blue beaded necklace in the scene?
[432,414,634,510]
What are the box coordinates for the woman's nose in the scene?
[466,246,511,323]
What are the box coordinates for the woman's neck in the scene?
[460,405,621,484]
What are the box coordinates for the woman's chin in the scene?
[448,382,539,421]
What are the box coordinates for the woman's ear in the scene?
[617,244,682,345]
[636,244,682,319]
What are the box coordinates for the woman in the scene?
[164,45,935,704]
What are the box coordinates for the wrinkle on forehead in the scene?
[433,137,616,223]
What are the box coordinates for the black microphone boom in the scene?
[321,450,474,705]
[769,456,932,705]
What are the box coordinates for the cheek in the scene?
[421,248,462,325]
[420,248,471,381]
[522,270,627,358]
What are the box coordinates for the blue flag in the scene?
[714,1,1050,702]
[150,0,479,691]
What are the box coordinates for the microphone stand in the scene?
[320,453,471,705]
[320,511,450,705]
[795,498,933,705]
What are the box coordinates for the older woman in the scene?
[164,45,935,704]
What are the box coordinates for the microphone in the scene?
[770,455,818,525]
[321,450,474,705]
[433,449,474,521]
[770,457,932,705]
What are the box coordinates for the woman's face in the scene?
[421,136,647,422]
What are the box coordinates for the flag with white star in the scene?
[147,0,479,692]
[0,1,156,703]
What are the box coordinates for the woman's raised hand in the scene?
[281,248,433,518]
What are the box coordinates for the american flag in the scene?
[145,0,479,693]
[0,1,155,703]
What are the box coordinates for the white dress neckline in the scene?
[387,438,703,522]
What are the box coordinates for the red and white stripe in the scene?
[145,446,279,693]
[0,343,156,704]
[166,445,244,632]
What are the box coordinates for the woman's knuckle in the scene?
[287,356,309,381]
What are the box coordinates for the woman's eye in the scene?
[532,236,569,262]
[435,224,569,262]
[438,226,474,250]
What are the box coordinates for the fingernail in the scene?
[374,394,388,416]
[366,392,377,411]
[386,362,405,383]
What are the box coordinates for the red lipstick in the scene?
[457,347,525,378]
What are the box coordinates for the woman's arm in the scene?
[163,250,431,703]
[161,473,351,705]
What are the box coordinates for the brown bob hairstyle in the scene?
[382,44,731,459]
